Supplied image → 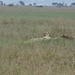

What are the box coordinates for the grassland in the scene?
[0,6,75,75]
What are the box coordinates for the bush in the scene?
[8,4,14,7]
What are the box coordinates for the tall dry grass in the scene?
[0,18,75,39]
[0,6,75,75]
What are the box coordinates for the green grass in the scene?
[0,6,75,19]
[0,11,75,19]
[0,6,75,75]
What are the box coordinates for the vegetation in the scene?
[0,6,75,75]
[19,1,25,5]
[0,0,75,7]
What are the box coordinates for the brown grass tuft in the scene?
[61,34,74,40]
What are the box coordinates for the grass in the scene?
[0,6,75,19]
[0,12,75,19]
[0,6,75,75]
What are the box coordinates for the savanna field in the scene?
[0,6,75,75]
